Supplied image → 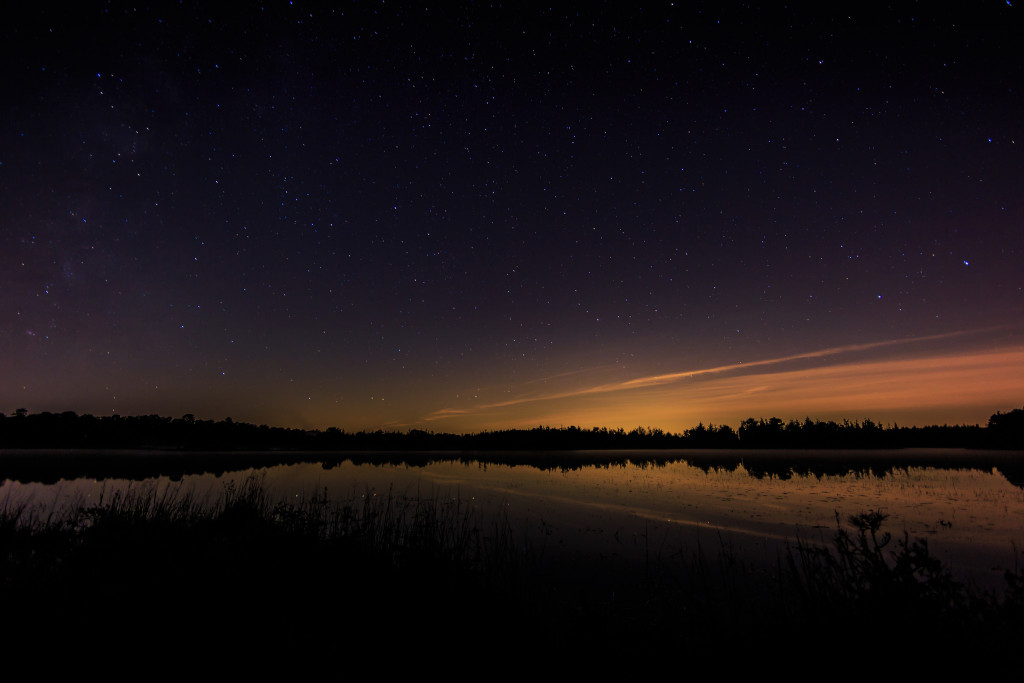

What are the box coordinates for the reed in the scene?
[2,475,1022,666]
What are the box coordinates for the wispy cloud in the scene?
[423,327,1017,423]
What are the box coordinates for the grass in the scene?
[3,476,1023,669]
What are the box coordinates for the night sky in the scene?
[3,2,1023,432]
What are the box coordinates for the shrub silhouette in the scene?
[790,509,966,621]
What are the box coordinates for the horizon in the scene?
[3,5,1022,433]
[5,397,1018,434]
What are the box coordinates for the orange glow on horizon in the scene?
[419,344,1024,433]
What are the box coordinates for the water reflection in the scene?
[4,453,1022,593]
[5,447,1024,485]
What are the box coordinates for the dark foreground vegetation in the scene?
[3,406,1023,450]
[3,477,1022,670]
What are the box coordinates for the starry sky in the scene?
[3,2,1023,433]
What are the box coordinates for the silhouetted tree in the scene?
[988,406,1024,449]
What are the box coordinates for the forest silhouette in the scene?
[2,406,1022,451]
[2,407,1023,486]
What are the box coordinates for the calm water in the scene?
[3,449,1024,592]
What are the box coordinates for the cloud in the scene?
[423,327,1024,427]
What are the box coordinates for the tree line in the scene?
[1,407,1021,450]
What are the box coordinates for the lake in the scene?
[3,448,1023,594]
